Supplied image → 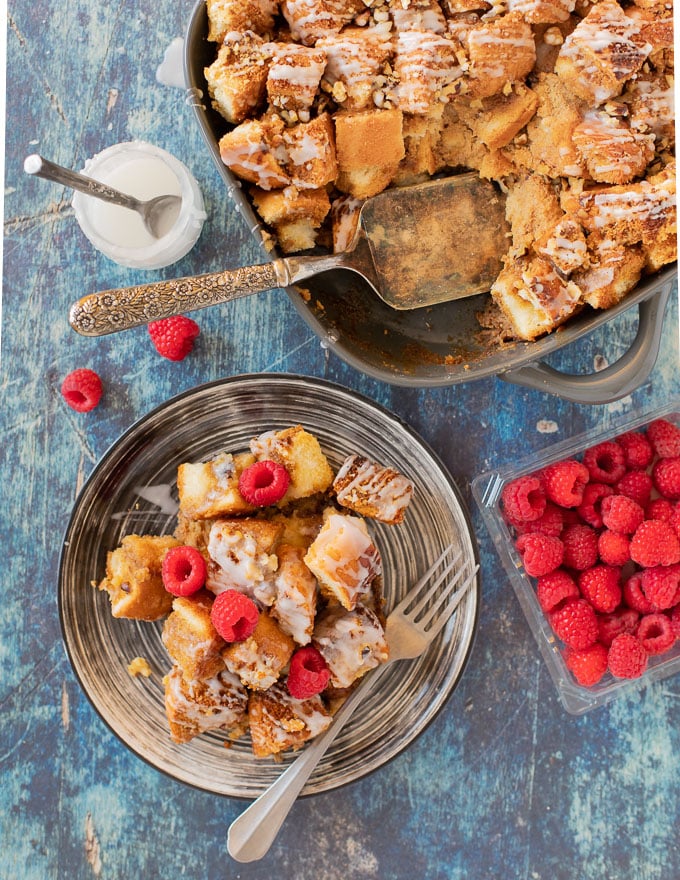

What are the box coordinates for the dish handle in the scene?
[499,279,674,405]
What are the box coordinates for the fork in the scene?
[227,545,479,862]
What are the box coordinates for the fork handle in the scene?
[227,665,389,863]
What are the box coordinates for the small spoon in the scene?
[23,154,182,239]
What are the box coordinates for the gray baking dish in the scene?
[183,0,677,402]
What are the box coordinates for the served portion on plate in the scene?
[59,375,479,796]
[199,0,675,342]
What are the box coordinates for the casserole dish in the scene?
[183,0,676,402]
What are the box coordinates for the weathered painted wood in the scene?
[2,1,679,877]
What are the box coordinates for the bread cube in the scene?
[164,666,249,744]
[249,425,334,503]
[207,0,278,42]
[333,454,413,525]
[248,681,332,757]
[219,117,291,190]
[303,512,381,610]
[334,108,405,198]
[538,217,588,275]
[573,236,645,309]
[572,112,655,185]
[394,30,464,115]
[270,544,318,644]
[223,611,295,690]
[455,83,538,152]
[265,43,328,114]
[177,451,256,520]
[162,592,226,681]
[317,25,394,111]
[506,0,575,23]
[96,534,178,621]
[206,517,283,605]
[524,73,586,178]
[466,12,536,99]
[505,172,566,258]
[313,604,389,689]
[204,31,271,125]
[282,114,338,190]
[251,185,331,252]
[280,0,365,47]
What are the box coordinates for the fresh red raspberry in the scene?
[600,494,645,535]
[515,533,564,577]
[582,441,627,484]
[578,564,622,613]
[636,613,676,655]
[161,545,207,597]
[616,431,654,470]
[148,315,200,361]
[564,642,609,686]
[210,589,259,642]
[597,529,631,566]
[646,498,675,522]
[598,607,640,647]
[652,457,680,501]
[646,418,680,458]
[615,470,653,508]
[641,564,680,610]
[561,524,599,570]
[670,605,680,640]
[287,646,331,700]
[238,459,290,506]
[630,519,680,567]
[623,572,655,614]
[607,633,648,678]
[501,475,546,524]
[61,368,103,412]
[535,569,579,613]
[549,598,599,650]
[577,483,614,529]
[541,459,590,508]
[514,503,564,538]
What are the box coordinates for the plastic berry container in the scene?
[472,400,680,714]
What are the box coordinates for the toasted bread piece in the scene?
[538,216,588,275]
[313,604,389,688]
[573,236,645,308]
[206,517,283,605]
[97,534,178,621]
[523,73,586,178]
[162,592,226,681]
[270,544,318,644]
[177,451,256,520]
[573,112,655,184]
[491,254,583,340]
[626,75,675,146]
[174,512,215,557]
[466,12,536,99]
[280,0,366,46]
[282,114,338,189]
[454,83,538,151]
[506,0,575,23]
[207,0,278,43]
[249,425,334,503]
[394,29,465,114]
[248,681,332,757]
[204,31,271,125]
[436,102,488,170]
[505,172,565,258]
[303,512,381,610]
[265,43,328,115]
[164,666,249,744]
[223,611,296,690]
[334,108,405,198]
[317,24,394,111]
[219,117,291,190]
[333,454,414,524]
[394,106,447,185]
[251,185,331,252]
[554,0,650,105]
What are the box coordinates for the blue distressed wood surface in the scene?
[2,2,679,878]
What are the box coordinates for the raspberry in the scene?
[607,633,648,678]
[501,475,546,523]
[623,572,655,614]
[514,503,564,538]
[598,607,640,647]
[652,457,680,500]
[578,564,622,613]
[600,494,645,535]
[597,529,631,566]
[238,460,290,506]
[549,598,599,650]
[535,569,579,613]
[615,470,653,508]
[636,613,676,655]
[630,520,680,567]
[161,545,207,597]
[515,532,564,577]
[564,642,609,686]
[61,368,103,412]
[541,459,590,508]
[615,431,653,470]
[641,564,680,610]
[646,498,675,522]
[148,315,200,361]
[577,483,614,529]
[561,524,599,570]
[287,646,331,700]
[582,441,627,484]
[646,418,680,458]
[210,589,259,642]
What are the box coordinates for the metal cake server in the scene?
[69,173,508,337]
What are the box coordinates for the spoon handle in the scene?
[24,154,142,211]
